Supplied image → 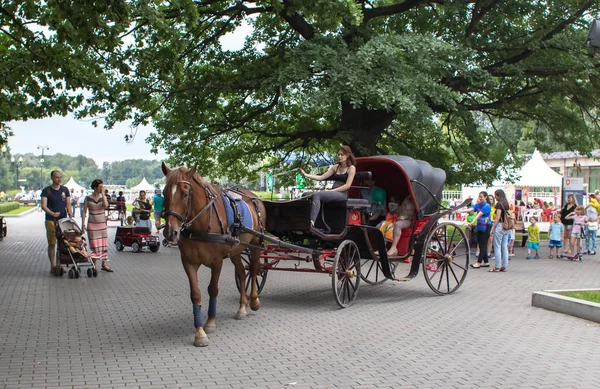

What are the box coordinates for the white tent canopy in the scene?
[64,177,86,193]
[131,177,154,193]
[494,149,563,187]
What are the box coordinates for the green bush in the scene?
[0,202,20,213]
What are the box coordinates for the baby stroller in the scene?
[54,217,98,278]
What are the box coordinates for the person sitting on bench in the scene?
[300,145,357,228]
[378,196,415,256]
[360,177,387,226]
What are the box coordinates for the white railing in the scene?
[442,191,462,201]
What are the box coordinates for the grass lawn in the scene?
[560,291,600,304]
[1,206,36,215]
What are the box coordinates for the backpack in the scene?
[502,208,515,230]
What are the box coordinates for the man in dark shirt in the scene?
[41,170,73,274]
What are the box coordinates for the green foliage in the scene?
[253,191,290,200]
[0,202,20,213]
[0,149,164,191]
[2,1,600,185]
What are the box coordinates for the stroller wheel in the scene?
[87,268,93,278]
[75,269,80,278]
[68,268,75,279]
[93,268,98,277]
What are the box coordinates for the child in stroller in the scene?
[54,217,97,278]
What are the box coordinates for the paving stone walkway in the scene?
[1,212,599,388]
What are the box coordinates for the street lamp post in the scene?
[37,145,49,188]
[39,158,44,189]
[11,156,23,190]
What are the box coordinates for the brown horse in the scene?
[161,163,266,347]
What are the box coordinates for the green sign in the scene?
[296,173,305,189]
[267,173,273,191]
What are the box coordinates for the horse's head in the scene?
[161,162,198,243]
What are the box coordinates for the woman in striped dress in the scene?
[81,179,113,272]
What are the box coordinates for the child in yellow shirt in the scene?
[526,217,540,259]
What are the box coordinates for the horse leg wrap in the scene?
[208,298,217,318]
[193,305,204,328]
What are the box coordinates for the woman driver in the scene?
[300,145,357,228]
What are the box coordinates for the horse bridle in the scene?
[163,180,216,231]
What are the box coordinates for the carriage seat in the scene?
[346,198,371,209]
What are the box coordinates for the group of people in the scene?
[40,170,165,275]
[457,190,600,272]
[457,190,513,272]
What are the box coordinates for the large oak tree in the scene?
[2,0,600,183]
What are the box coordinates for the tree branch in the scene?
[465,0,500,37]
[363,0,444,23]
[483,0,594,72]
[280,0,315,40]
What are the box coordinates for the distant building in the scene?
[541,150,600,193]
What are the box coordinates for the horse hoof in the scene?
[204,325,216,334]
[194,335,209,347]
[250,300,260,311]
[234,311,247,320]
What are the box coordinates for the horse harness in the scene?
[163,179,260,246]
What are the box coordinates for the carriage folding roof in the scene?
[354,155,446,215]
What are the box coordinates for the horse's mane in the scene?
[165,166,211,191]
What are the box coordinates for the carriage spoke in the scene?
[451,262,468,272]
[445,261,451,292]
[447,225,457,253]
[448,263,461,285]
[363,260,377,279]
[436,263,446,290]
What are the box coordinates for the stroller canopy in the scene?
[354,156,446,216]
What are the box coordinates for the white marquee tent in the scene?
[131,177,154,193]
[462,149,563,203]
[64,177,86,193]
[494,149,563,187]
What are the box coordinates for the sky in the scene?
[6,20,252,167]
[8,117,166,165]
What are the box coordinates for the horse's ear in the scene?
[161,162,171,176]
[188,165,197,176]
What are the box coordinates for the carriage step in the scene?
[394,277,411,282]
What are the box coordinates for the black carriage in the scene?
[236,155,471,308]
[105,200,126,225]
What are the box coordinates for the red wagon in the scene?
[235,155,471,308]
[114,226,160,252]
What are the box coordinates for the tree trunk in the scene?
[340,101,395,156]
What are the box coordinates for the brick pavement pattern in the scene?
[1,212,600,388]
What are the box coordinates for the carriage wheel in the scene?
[332,240,361,308]
[360,258,396,285]
[422,223,470,295]
[235,249,268,295]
